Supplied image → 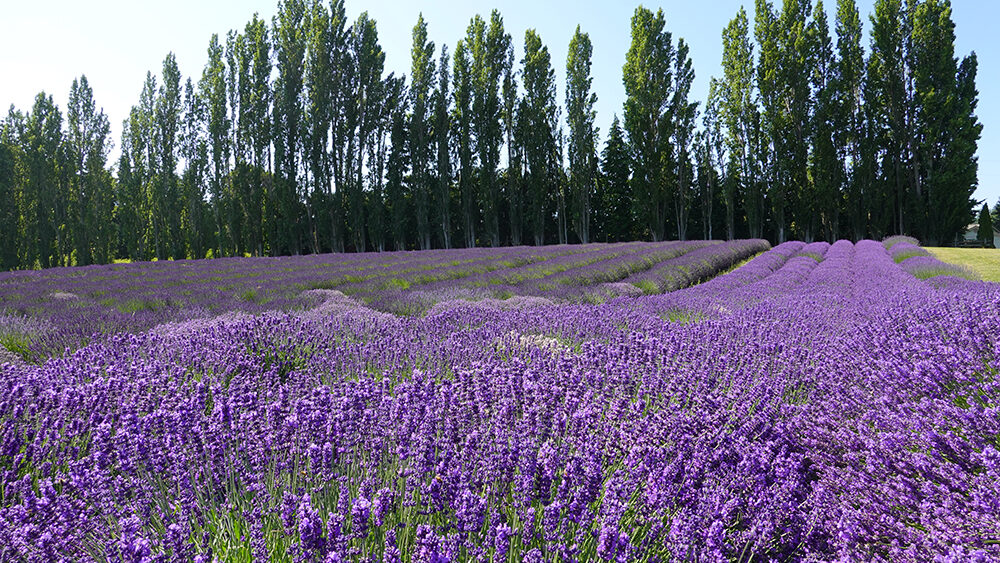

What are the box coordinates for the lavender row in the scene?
[881,238,977,281]
[621,239,770,294]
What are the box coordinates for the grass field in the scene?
[924,246,1000,281]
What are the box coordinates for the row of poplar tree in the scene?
[0,0,982,270]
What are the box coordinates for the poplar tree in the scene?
[409,14,436,250]
[834,0,864,239]
[347,12,385,252]
[200,35,231,255]
[911,0,980,245]
[371,75,406,252]
[118,90,151,261]
[869,0,910,237]
[319,0,349,253]
[303,0,334,253]
[670,39,698,241]
[66,75,113,265]
[522,29,558,246]
[155,53,183,259]
[452,38,476,247]
[242,13,273,255]
[468,12,510,247]
[386,82,410,251]
[0,120,20,270]
[23,94,64,268]
[180,78,211,258]
[432,45,453,249]
[755,0,812,242]
[273,0,307,255]
[810,0,841,242]
[566,25,597,244]
[623,6,674,241]
[718,7,754,240]
[696,80,724,240]
[502,41,522,246]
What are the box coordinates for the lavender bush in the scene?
[1,239,997,561]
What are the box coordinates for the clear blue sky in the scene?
[3,0,997,208]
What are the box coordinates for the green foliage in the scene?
[977,203,994,248]
[566,26,597,244]
[410,14,436,251]
[0,2,985,271]
[719,7,754,241]
[433,45,453,250]
[0,332,37,363]
[596,117,634,242]
[466,11,510,248]
[522,28,558,247]
[0,138,18,270]
[623,6,674,242]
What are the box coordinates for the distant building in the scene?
[963,223,1000,248]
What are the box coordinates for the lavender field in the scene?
[2,238,999,561]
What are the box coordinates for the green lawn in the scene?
[924,247,1000,282]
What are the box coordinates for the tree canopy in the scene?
[0,0,982,270]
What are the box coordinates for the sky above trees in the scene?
[2,0,997,206]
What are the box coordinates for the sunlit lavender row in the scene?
[2,239,998,561]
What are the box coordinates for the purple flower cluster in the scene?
[2,239,998,561]
[622,239,770,294]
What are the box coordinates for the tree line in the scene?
[0,0,983,270]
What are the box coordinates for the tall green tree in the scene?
[522,29,558,246]
[200,34,232,256]
[244,13,273,255]
[117,79,154,262]
[273,0,307,255]
[698,80,724,240]
[977,202,994,247]
[409,14,436,250]
[596,115,633,242]
[502,41,523,246]
[346,12,386,252]
[369,74,406,252]
[623,6,675,241]
[911,0,980,245]
[809,0,842,242]
[756,0,813,242]
[66,75,113,265]
[180,78,211,258]
[385,81,410,251]
[566,25,597,244]
[302,0,333,254]
[154,53,183,259]
[670,38,698,241]
[834,0,865,239]
[0,119,19,270]
[469,11,510,247]
[319,1,349,254]
[869,0,911,237]
[718,7,755,240]
[452,38,476,247]
[432,45,453,249]
[22,94,65,268]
